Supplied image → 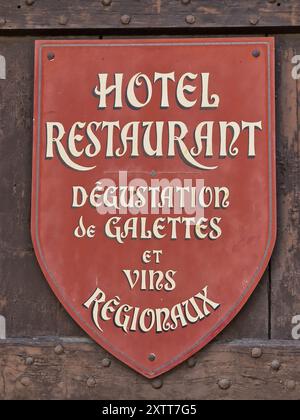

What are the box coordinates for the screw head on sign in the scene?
[25,0,35,5]
[47,52,55,61]
[148,353,156,362]
[252,49,261,58]
[102,0,112,5]
[182,0,191,4]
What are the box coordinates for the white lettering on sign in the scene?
[84,286,220,334]
[94,72,219,110]
[292,55,300,80]
[45,72,262,172]
[292,315,300,340]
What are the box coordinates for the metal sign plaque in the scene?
[32,38,276,378]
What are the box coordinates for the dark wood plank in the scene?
[271,35,300,339]
[0,37,83,337]
[0,253,59,337]
[0,37,33,255]
[0,338,299,400]
[217,270,269,340]
[0,0,300,31]
[0,37,57,336]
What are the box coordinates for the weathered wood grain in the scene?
[0,37,83,337]
[0,0,299,32]
[0,338,299,400]
[217,270,269,340]
[271,35,300,339]
[0,37,33,255]
[0,37,57,336]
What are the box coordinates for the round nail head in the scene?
[152,378,163,389]
[271,360,281,371]
[121,15,131,25]
[251,348,262,358]
[54,344,64,355]
[25,357,34,366]
[87,377,96,387]
[59,16,68,26]
[20,377,31,387]
[186,15,196,24]
[252,49,261,58]
[148,353,156,362]
[218,379,231,390]
[286,380,296,391]
[187,357,197,368]
[102,358,111,368]
[249,16,260,25]
[47,52,55,61]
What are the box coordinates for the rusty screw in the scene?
[47,52,55,61]
[148,353,156,362]
[271,360,281,371]
[151,378,163,389]
[58,16,68,26]
[102,0,112,5]
[251,348,262,359]
[268,0,276,3]
[54,344,64,355]
[25,0,35,5]
[252,49,261,58]
[185,15,196,24]
[182,0,191,4]
[87,377,96,387]
[25,357,34,366]
[121,15,131,25]
[218,379,231,390]
[102,358,111,368]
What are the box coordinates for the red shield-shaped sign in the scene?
[32,38,276,378]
